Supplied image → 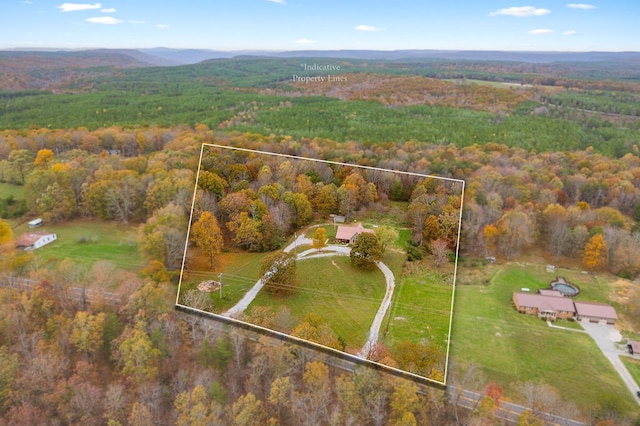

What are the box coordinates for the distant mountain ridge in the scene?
[3,47,640,66]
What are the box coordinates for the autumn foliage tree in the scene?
[190,211,223,268]
[312,227,327,249]
[582,233,608,271]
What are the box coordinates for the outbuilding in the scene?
[28,218,44,228]
[16,232,57,250]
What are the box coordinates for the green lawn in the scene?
[15,219,143,271]
[249,256,387,350]
[621,356,640,387]
[450,263,638,415]
[0,182,24,199]
[385,271,454,349]
[180,250,269,312]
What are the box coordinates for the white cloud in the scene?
[490,6,551,17]
[86,16,122,24]
[58,2,102,12]
[101,8,116,13]
[296,38,314,44]
[157,24,170,29]
[529,28,554,35]
[267,0,287,4]
[130,20,146,24]
[567,3,596,9]
[563,30,577,35]
[355,24,382,32]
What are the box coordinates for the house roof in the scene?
[16,232,55,247]
[629,340,640,353]
[336,223,373,241]
[574,301,618,320]
[513,292,575,313]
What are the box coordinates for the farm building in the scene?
[16,231,57,250]
[28,218,44,228]
[574,301,618,325]
[335,223,374,244]
[512,292,576,320]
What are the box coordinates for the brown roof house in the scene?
[512,292,576,321]
[627,340,640,357]
[335,223,374,244]
[16,231,57,250]
[574,301,618,325]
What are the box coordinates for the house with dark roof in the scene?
[335,223,374,244]
[574,301,618,325]
[16,232,57,250]
[512,292,576,320]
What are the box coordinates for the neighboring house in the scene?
[512,292,576,320]
[16,232,57,250]
[28,218,44,228]
[574,301,618,325]
[335,223,374,244]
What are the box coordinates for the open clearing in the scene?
[249,256,387,350]
[0,182,24,199]
[385,269,453,349]
[14,219,143,271]
[450,263,637,414]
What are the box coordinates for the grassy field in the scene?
[450,263,638,414]
[249,256,387,351]
[621,356,640,387]
[14,219,144,271]
[180,250,269,312]
[385,269,454,349]
[0,182,24,199]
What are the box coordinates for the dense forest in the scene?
[1,52,640,424]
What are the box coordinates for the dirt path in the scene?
[222,241,398,358]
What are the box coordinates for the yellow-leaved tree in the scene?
[582,233,608,271]
[190,211,223,268]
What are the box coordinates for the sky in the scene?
[2,1,639,52]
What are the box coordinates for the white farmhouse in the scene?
[16,232,57,250]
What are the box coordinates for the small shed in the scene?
[627,340,640,357]
[28,218,44,228]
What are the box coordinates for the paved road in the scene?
[579,321,640,404]
[222,236,398,357]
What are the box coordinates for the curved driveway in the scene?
[223,235,396,357]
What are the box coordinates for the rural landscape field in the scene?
[1,4,640,421]
[176,144,463,383]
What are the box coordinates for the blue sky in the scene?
[3,1,639,51]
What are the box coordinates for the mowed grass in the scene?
[15,219,143,270]
[621,356,640,387]
[180,250,269,312]
[385,271,454,349]
[250,255,387,350]
[0,182,24,199]
[450,263,638,414]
